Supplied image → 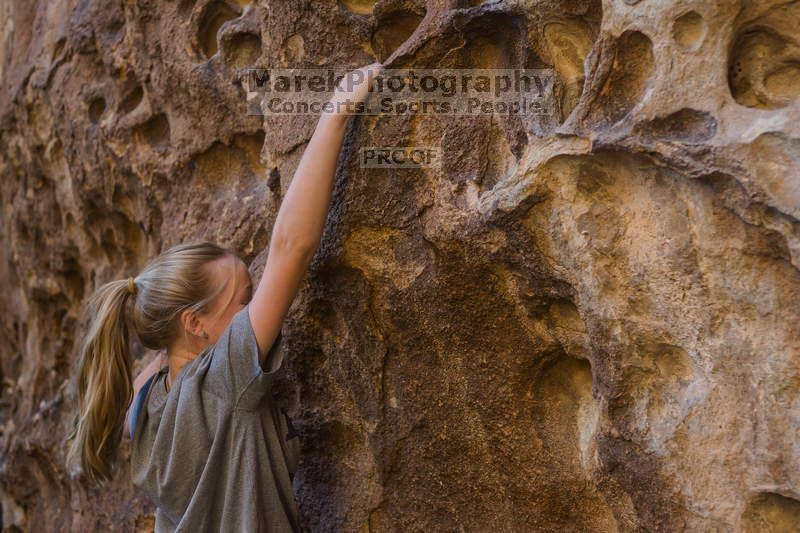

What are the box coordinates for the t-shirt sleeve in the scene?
[207,302,286,410]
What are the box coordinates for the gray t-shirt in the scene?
[130,302,302,532]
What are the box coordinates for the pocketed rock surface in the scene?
[1,0,799,531]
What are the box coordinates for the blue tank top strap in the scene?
[129,372,159,440]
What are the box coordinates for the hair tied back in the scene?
[127,277,137,296]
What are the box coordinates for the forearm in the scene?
[270,113,350,257]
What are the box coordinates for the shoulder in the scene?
[129,368,166,439]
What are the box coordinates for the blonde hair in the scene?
[66,241,236,485]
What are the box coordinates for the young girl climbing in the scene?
[66,62,383,531]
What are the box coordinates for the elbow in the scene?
[270,231,318,261]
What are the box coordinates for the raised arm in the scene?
[248,63,381,364]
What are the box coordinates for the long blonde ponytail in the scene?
[66,278,137,485]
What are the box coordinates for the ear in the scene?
[180,308,205,338]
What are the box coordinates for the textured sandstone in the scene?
[0,0,799,531]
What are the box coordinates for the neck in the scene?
[166,347,197,391]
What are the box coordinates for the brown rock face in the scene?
[1,0,799,531]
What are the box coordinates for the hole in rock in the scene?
[88,97,106,124]
[458,12,525,69]
[267,167,281,192]
[223,32,261,68]
[298,346,328,373]
[742,492,800,532]
[135,113,170,150]
[764,63,800,101]
[587,30,654,127]
[199,0,242,59]
[371,7,425,63]
[191,132,265,186]
[549,299,586,333]
[466,35,509,69]
[119,85,143,115]
[51,37,66,62]
[106,17,125,45]
[672,11,705,51]
[729,2,800,109]
[533,355,595,450]
[314,419,361,452]
[634,108,717,143]
[340,0,376,15]
[62,256,85,302]
[532,353,601,482]
[479,118,518,192]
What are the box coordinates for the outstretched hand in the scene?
[328,62,383,115]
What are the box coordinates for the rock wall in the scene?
[1,0,799,531]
